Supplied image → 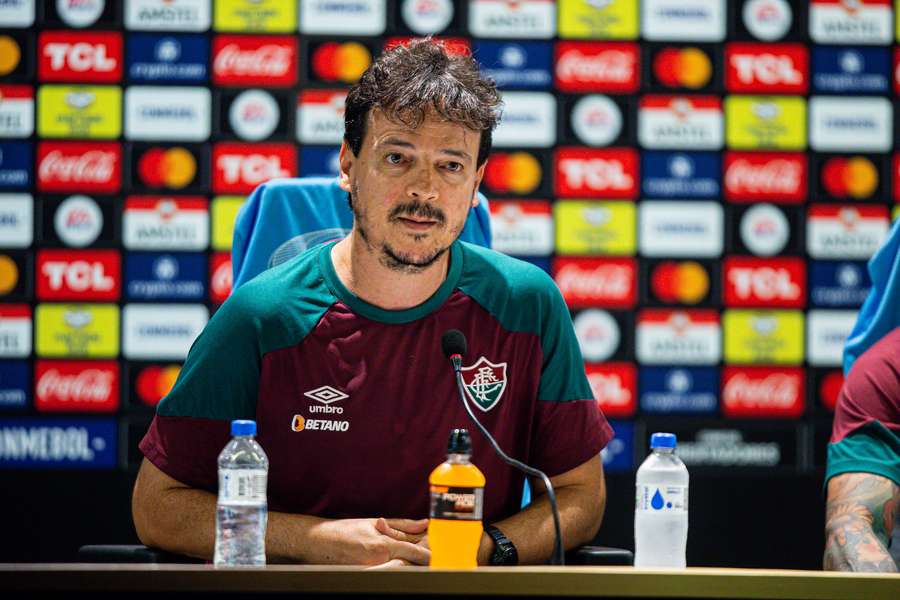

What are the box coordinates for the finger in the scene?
[388,539,431,566]
[365,558,410,570]
[384,518,429,533]
[376,520,426,544]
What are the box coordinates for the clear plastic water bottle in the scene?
[634,432,689,568]
[214,420,269,566]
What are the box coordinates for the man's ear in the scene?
[471,161,487,207]
[338,140,354,193]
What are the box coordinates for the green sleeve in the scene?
[826,421,900,487]
[156,286,269,422]
[536,279,594,402]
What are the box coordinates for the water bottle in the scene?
[634,432,689,568]
[214,420,269,566]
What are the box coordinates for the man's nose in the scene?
[405,166,438,202]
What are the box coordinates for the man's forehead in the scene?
[367,108,478,150]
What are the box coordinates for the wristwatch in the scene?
[485,525,518,566]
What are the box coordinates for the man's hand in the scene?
[308,517,430,566]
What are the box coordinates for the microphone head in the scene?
[441,329,467,359]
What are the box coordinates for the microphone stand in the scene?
[449,353,565,566]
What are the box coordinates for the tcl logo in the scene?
[553,258,636,309]
[585,363,636,418]
[721,367,804,418]
[725,43,808,94]
[724,152,807,203]
[723,257,805,308]
[554,42,639,93]
[36,141,121,193]
[212,143,297,194]
[555,148,637,198]
[34,360,120,413]
[212,35,298,87]
[36,249,121,301]
[38,31,122,83]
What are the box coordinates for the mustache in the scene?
[388,201,446,224]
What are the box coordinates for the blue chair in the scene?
[843,218,900,375]
[231,177,493,289]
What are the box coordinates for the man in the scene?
[824,327,900,572]
[132,39,614,567]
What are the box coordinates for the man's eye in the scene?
[445,162,463,172]
[386,153,404,165]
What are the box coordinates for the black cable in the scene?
[450,356,565,566]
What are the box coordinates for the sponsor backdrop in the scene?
[0,0,895,566]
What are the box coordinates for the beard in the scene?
[349,182,455,273]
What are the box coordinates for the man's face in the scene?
[338,108,486,272]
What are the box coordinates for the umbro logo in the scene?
[304,385,348,405]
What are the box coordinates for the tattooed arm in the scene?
[823,472,899,572]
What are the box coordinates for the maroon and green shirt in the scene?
[827,326,900,563]
[140,240,613,524]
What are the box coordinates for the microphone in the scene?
[440,329,565,566]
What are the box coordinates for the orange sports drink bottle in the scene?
[428,429,486,569]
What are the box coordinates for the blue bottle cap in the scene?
[231,420,256,436]
[650,432,676,449]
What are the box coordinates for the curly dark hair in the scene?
[344,39,502,168]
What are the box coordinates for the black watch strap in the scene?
[485,525,518,566]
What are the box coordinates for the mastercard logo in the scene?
[0,255,19,295]
[136,364,181,407]
[138,147,197,189]
[651,261,709,305]
[484,152,542,194]
[653,48,712,89]
[311,42,372,84]
[822,156,878,199]
[0,36,21,76]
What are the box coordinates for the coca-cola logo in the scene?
[212,36,297,86]
[722,368,803,417]
[724,152,806,202]
[40,150,114,183]
[34,361,119,412]
[37,142,121,193]
[215,44,290,77]
[553,258,636,308]
[210,253,232,304]
[37,369,113,403]
[555,43,639,93]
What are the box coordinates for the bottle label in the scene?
[429,486,484,521]
[636,484,688,514]
[219,468,267,503]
